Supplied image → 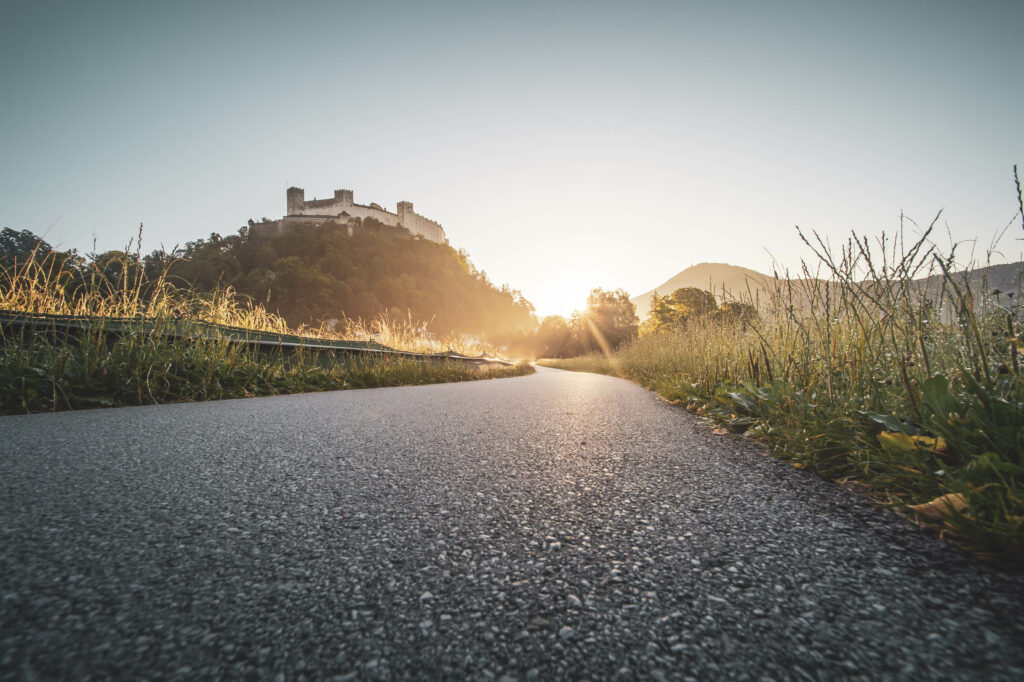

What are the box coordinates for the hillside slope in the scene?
[165,219,537,337]
[631,262,772,319]
[916,261,1024,297]
[632,260,1024,319]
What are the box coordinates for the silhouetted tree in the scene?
[0,228,52,266]
[716,301,758,324]
[577,288,638,352]
[3,223,542,345]
[534,315,580,358]
[165,222,537,338]
[642,287,717,334]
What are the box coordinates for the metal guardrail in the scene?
[0,309,514,367]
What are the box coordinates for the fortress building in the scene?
[249,186,447,245]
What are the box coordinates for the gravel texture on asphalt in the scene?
[1,366,1023,681]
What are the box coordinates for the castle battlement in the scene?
[252,186,447,244]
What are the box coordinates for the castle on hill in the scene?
[249,186,447,245]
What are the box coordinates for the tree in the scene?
[1,222,541,347]
[165,222,537,338]
[642,287,717,335]
[577,288,638,352]
[534,315,580,358]
[717,301,758,324]
[0,227,52,266]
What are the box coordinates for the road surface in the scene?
[2,367,1022,680]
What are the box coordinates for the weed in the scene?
[1,249,531,415]
[543,195,1024,564]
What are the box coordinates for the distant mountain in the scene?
[631,260,1024,319]
[631,262,772,319]
[916,261,1024,297]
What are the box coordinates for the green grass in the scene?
[542,220,1024,565]
[1,334,533,414]
[537,354,617,376]
[0,248,533,416]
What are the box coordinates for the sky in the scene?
[1,0,1022,317]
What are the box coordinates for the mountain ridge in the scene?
[631,260,1024,319]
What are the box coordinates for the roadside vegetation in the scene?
[525,288,639,358]
[0,238,532,416]
[543,172,1024,564]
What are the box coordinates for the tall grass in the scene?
[338,312,505,358]
[0,249,531,415]
[0,242,291,332]
[544,207,1024,563]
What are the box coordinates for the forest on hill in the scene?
[0,221,537,340]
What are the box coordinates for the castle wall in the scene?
[259,186,448,245]
[401,209,446,244]
[290,190,402,228]
[295,202,401,227]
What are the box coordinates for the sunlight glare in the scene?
[534,273,594,319]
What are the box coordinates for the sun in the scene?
[533,274,594,319]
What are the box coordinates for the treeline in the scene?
[524,286,758,358]
[642,288,757,335]
[0,222,536,341]
[523,288,639,358]
[2,225,753,357]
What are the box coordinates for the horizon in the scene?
[2,1,1022,318]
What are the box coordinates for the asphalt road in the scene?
[2,367,1023,681]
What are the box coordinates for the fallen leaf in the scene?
[878,431,950,457]
[712,427,729,435]
[907,493,968,519]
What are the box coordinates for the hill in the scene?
[630,262,772,319]
[632,260,1024,319]
[915,261,1024,297]
[0,223,536,340]
[164,219,536,338]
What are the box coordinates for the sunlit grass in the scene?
[538,354,617,376]
[338,313,506,358]
[0,250,531,415]
[544,219,1024,564]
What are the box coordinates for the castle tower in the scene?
[286,187,305,215]
[397,201,413,225]
[334,189,354,205]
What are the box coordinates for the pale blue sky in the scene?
[1,0,1022,316]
